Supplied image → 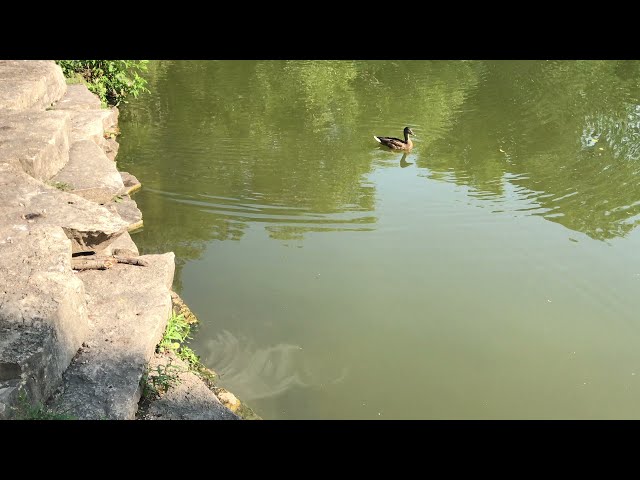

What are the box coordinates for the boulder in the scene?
[0,110,70,180]
[69,109,118,144]
[48,253,175,419]
[0,162,129,253]
[0,225,88,418]
[106,194,143,231]
[53,84,101,110]
[51,140,125,204]
[0,60,66,111]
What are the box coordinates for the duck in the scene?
[373,126,415,151]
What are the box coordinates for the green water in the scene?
[117,60,640,419]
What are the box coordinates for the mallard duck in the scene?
[373,127,415,151]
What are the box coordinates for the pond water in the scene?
[117,60,640,419]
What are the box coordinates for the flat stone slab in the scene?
[0,110,70,180]
[53,85,121,160]
[51,140,125,204]
[0,162,129,253]
[53,84,101,110]
[140,351,239,420]
[106,195,143,231]
[48,253,175,419]
[69,109,118,144]
[0,225,88,418]
[0,60,66,111]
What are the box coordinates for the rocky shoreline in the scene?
[0,60,255,420]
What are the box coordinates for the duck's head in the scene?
[404,127,414,136]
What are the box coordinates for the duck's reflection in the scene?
[400,152,413,168]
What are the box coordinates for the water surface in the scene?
[118,60,640,419]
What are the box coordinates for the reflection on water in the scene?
[200,330,348,401]
[420,60,640,242]
[117,60,640,419]
[399,154,413,168]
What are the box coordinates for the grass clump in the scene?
[47,181,72,192]
[141,362,182,400]
[64,73,85,85]
[158,313,202,366]
[139,313,199,406]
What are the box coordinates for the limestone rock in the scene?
[101,137,119,162]
[0,162,129,253]
[0,60,66,111]
[49,253,176,419]
[0,110,71,180]
[215,389,241,412]
[106,194,143,231]
[69,109,118,144]
[53,84,101,110]
[51,140,125,204]
[0,225,88,418]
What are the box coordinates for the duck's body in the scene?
[374,127,414,150]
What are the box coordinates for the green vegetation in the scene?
[12,389,75,420]
[158,313,194,361]
[55,60,149,107]
[47,181,72,192]
[138,312,203,413]
[141,362,182,399]
[63,74,84,85]
[138,302,259,419]
[140,312,218,397]
[177,345,200,366]
[140,313,205,402]
[159,313,207,368]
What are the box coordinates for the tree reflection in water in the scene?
[201,330,348,401]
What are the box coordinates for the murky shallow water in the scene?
[118,60,640,419]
